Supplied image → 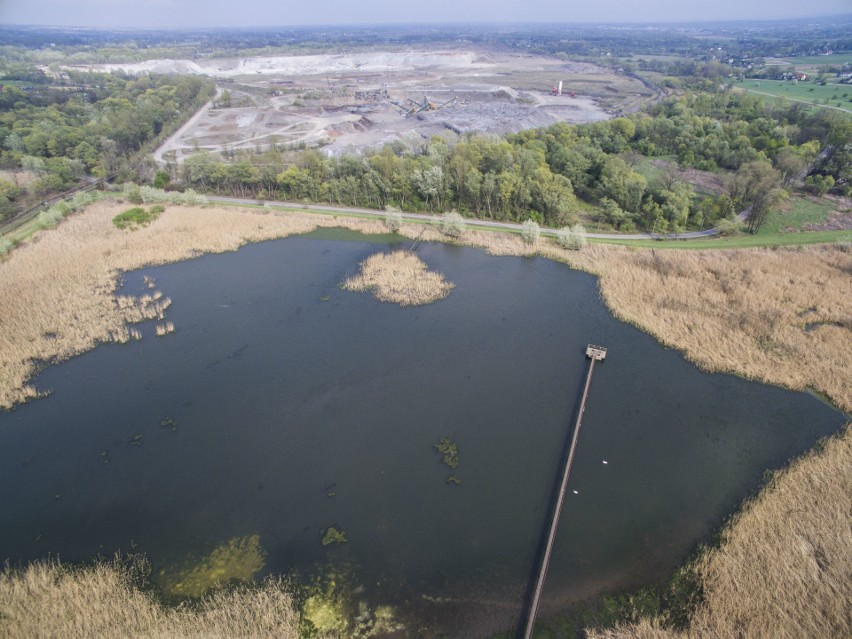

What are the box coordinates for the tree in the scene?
[521,219,540,245]
[153,170,170,189]
[726,160,783,233]
[556,224,587,250]
[384,208,403,232]
[439,211,465,238]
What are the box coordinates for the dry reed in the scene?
[0,200,387,410]
[342,250,454,306]
[0,557,331,639]
[587,424,852,639]
[155,321,175,336]
[0,200,849,638]
[435,229,852,412]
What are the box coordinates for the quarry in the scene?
[70,50,655,162]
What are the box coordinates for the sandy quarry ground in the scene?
[69,50,653,162]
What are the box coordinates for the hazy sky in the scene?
[0,0,850,29]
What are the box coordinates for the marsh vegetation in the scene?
[0,201,848,639]
[341,250,454,306]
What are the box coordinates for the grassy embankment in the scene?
[0,199,849,637]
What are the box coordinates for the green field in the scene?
[757,196,836,235]
[737,79,852,112]
[779,53,852,67]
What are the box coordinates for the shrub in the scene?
[175,188,208,206]
[521,218,540,245]
[69,191,95,210]
[439,211,465,238]
[0,238,15,256]
[37,207,64,230]
[112,206,162,230]
[804,174,835,196]
[122,183,143,204]
[715,217,746,236]
[384,208,403,232]
[556,224,588,250]
[139,185,170,204]
[152,170,170,189]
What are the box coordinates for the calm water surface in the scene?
[0,233,845,636]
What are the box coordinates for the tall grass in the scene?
[1,200,848,413]
[0,199,848,638]
[587,424,852,639]
[449,231,852,413]
[0,557,323,639]
[0,200,387,410]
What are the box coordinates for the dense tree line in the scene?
[0,69,214,221]
[180,88,850,233]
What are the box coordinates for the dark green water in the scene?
[0,233,844,637]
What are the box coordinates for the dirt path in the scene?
[153,89,221,164]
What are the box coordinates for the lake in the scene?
[0,231,844,637]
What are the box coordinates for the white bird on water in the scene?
[602,460,608,465]
[572,490,579,494]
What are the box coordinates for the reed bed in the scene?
[588,424,852,639]
[6,201,845,411]
[0,201,849,638]
[0,558,327,639]
[0,200,386,410]
[442,229,852,412]
[342,250,454,306]
[155,321,175,336]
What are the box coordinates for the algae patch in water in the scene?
[435,437,461,485]
[303,594,348,634]
[157,534,266,598]
[300,565,406,637]
[322,527,348,546]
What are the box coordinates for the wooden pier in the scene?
[522,344,606,639]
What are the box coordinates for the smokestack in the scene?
[558,81,563,96]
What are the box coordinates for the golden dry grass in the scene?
[587,424,852,639]
[0,200,849,638]
[445,231,852,412]
[587,246,852,413]
[0,558,322,639]
[342,250,454,306]
[0,200,389,410]
[4,201,847,411]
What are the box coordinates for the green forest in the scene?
[1,63,850,233]
[0,67,214,221]
[180,91,850,233]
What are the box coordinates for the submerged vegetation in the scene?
[321,528,348,546]
[435,437,460,469]
[435,437,462,484]
[157,534,266,598]
[341,250,454,306]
